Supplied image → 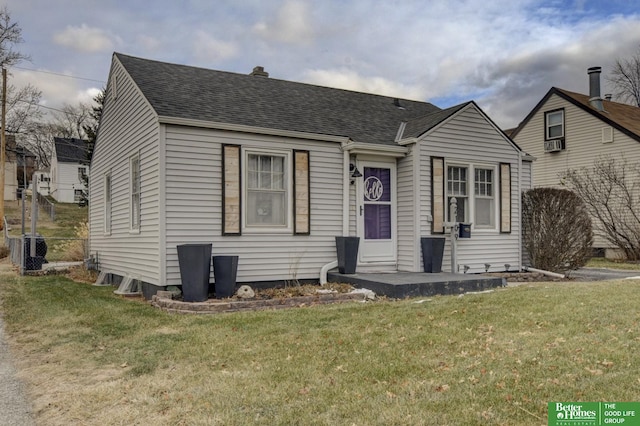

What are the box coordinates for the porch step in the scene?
[327,271,505,299]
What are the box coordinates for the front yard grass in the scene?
[1,271,638,425]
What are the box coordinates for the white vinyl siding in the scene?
[164,125,343,285]
[130,153,141,231]
[417,104,522,274]
[104,172,112,235]
[396,151,418,271]
[50,159,89,203]
[88,57,161,285]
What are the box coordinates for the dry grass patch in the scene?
[1,273,639,425]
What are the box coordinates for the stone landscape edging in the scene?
[151,292,368,314]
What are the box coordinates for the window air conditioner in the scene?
[544,139,563,153]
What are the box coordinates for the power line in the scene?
[13,66,106,84]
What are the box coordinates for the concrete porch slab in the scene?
[327,271,506,299]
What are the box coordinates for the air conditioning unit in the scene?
[544,139,563,153]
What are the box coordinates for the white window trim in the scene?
[129,153,141,233]
[104,171,112,235]
[445,162,499,232]
[545,109,564,140]
[242,148,293,234]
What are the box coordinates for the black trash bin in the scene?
[177,244,212,302]
[335,236,359,274]
[421,236,445,273]
[23,234,48,271]
[213,255,239,299]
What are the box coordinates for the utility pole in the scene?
[0,67,6,230]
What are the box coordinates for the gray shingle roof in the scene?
[54,137,88,164]
[115,53,442,145]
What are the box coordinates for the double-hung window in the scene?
[246,152,288,228]
[446,164,496,229]
[447,166,467,223]
[474,168,494,227]
[130,154,141,231]
[545,109,564,139]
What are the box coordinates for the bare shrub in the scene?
[562,157,640,260]
[59,221,88,261]
[522,188,593,272]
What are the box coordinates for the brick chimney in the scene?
[250,66,269,77]
[588,66,603,111]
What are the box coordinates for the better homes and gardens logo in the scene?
[551,403,597,425]
[548,402,639,426]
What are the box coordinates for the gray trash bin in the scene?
[213,255,239,299]
[177,244,212,302]
[335,236,359,274]
[421,237,445,273]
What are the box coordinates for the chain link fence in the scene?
[4,219,88,275]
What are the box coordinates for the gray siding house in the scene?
[89,53,532,293]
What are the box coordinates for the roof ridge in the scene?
[114,52,436,106]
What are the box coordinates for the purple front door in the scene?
[359,163,395,262]
[364,167,391,240]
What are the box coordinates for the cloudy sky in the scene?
[5,0,640,129]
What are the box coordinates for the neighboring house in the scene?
[89,53,532,294]
[3,135,36,201]
[50,137,89,203]
[510,66,640,255]
[3,135,19,201]
[31,171,51,196]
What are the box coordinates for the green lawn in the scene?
[4,198,87,239]
[1,271,638,425]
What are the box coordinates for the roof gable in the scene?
[114,53,441,146]
[54,137,89,164]
[510,87,640,143]
[401,101,522,152]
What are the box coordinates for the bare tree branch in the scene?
[0,6,30,67]
[561,156,640,260]
[607,46,640,107]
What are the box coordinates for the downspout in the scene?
[518,151,523,271]
[320,144,350,285]
[342,145,350,236]
[523,266,565,279]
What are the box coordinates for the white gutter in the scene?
[319,145,350,284]
[342,141,409,157]
[342,145,350,236]
[523,266,565,279]
[518,151,522,272]
[158,116,350,144]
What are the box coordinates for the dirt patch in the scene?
[243,283,355,300]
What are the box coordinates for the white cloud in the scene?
[253,0,314,45]
[192,31,238,63]
[137,35,162,52]
[303,68,426,100]
[53,24,117,53]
